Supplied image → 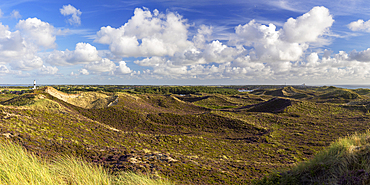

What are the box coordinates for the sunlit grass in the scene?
[254,130,370,185]
[0,140,173,185]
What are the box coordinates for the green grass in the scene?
[0,94,36,106]
[0,94,17,102]
[0,88,31,91]
[253,130,370,185]
[0,139,172,185]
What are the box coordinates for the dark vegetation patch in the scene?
[247,98,292,113]
[1,93,36,106]
[0,94,17,102]
[353,88,370,96]
[133,86,239,95]
[176,95,211,103]
[147,112,267,136]
[192,95,238,109]
[116,93,208,114]
[251,87,310,100]
[319,89,362,100]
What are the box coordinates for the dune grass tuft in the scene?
[0,140,173,185]
[254,130,370,185]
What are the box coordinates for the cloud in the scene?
[92,6,336,81]
[235,20,307,61]
[90,6,351,83]
[134,56,166,66]
[95,7,192,57]
[46,42,101,66]
[202,40,239,64]
[349,49,370,62]
[192,25,213,49]
[11,10,21,19]
[16,18,58,48]
[0,23,25,60]
[234,6,333,62]
[60,4,82,25]
[117,61,132,74]
[348,19,370,32]
[282,6,334,43]
[151,62,188,77]
[10,55,43,71]
[269,0,303,13]
[79,68,89,75]
[84,58,116,73]
[305,52,320,67]
[38,65,58,75]
[0,65,9,74]
[70,71,77,76]
[132,48,370,83]
[73,42,100,62]
[0,21,47,71]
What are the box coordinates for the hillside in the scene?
[0,86,370,184]
[45,86,118,109]
[254,131,370,185]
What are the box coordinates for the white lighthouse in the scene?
[33,80,36,90]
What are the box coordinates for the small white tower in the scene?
[33,80,36,90]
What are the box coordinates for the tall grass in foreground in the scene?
[254,130,370,185]
[0,140,173,185]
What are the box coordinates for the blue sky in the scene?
[1,0,370,85]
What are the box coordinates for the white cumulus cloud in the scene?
[79,68,89,75]
[234,6,333,62]
[0,23,25,61]
[10,55,43,71]
[84,58,116,73]
[95,7,192,57]
[348,19,370,32]
[235,20,307,61]
[282,6,334,43]
[60,4,82,25]
[193,25,213,49]
[46,42,101,66]
[117,61,132,74]
[0,22,47,71]
[16,18,58,48]
[38,65,58,75]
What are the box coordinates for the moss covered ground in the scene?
[0,86,370,184]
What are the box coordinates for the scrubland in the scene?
[1,85,370,184]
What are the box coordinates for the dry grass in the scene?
[254,130,370,185]
[67,92,116,109]
[45,86,117,109]
[0,140,173,185]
